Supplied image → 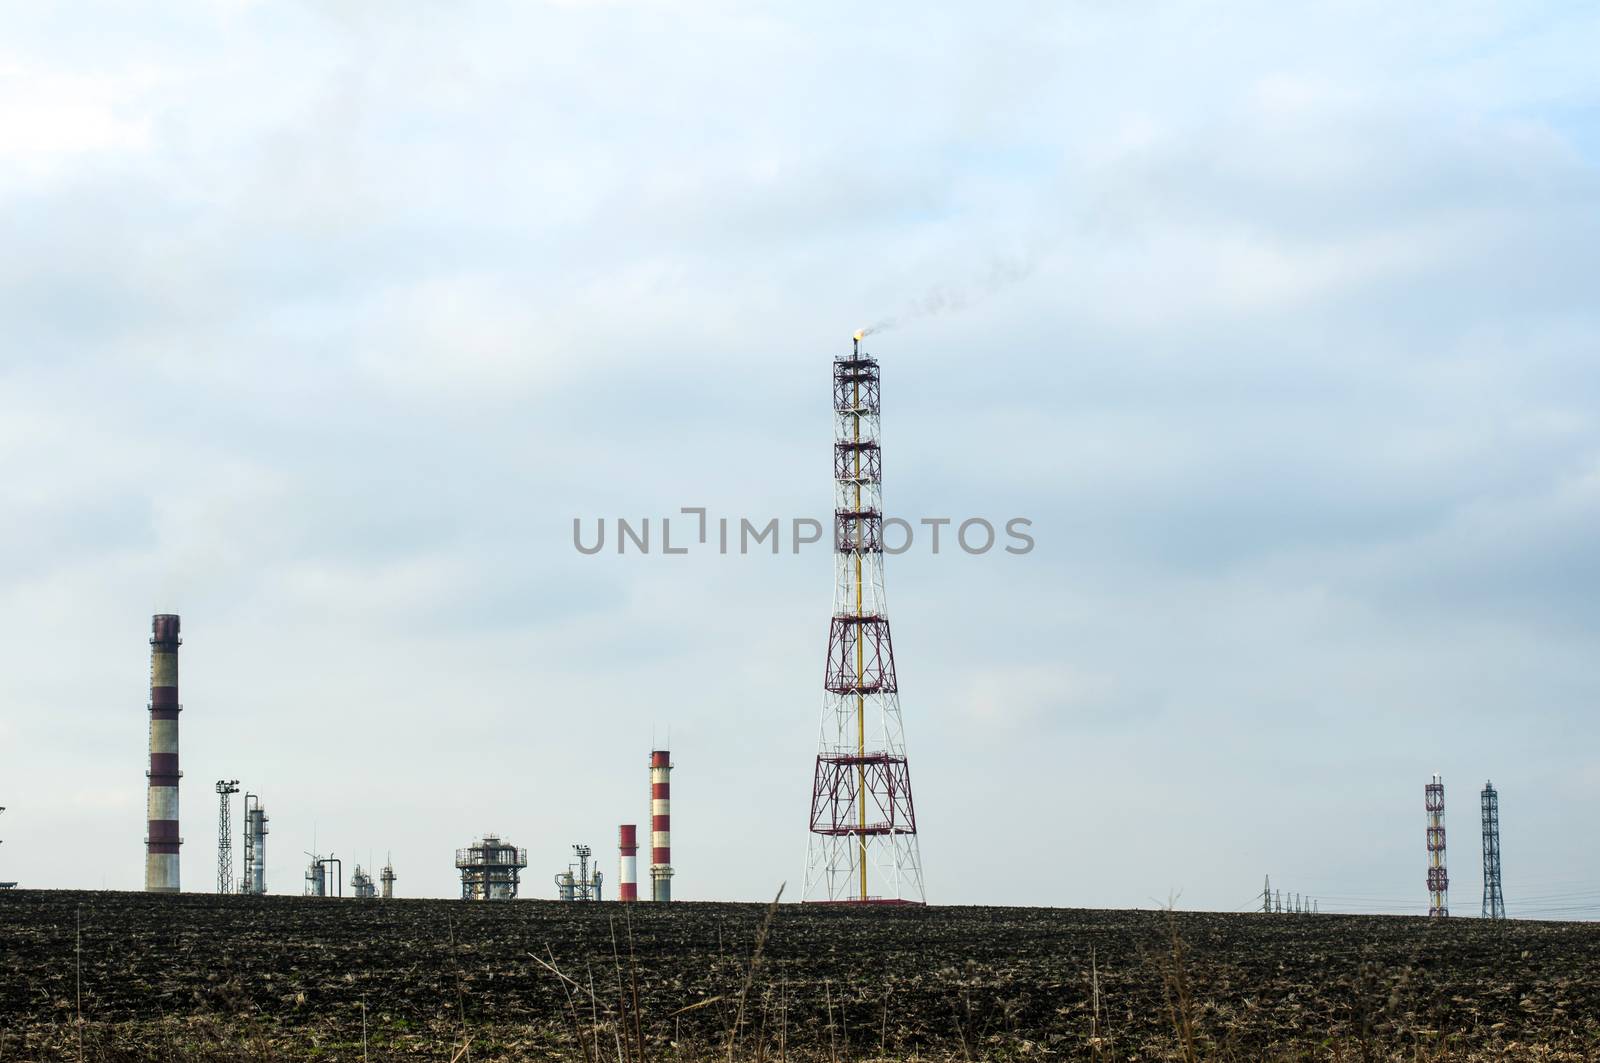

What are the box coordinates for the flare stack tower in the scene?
[803,333,925,904]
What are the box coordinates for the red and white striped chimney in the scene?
[649,750,673,901]
[618,824,638,901]
[145,614,182,892]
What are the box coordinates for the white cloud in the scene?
[0,58,158,174]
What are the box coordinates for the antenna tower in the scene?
[215,779,239,895]
[1426,773,1449,917]
[1481,780,1505,919]
[803,332,925,904]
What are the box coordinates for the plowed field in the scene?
[3,889,1598,1060]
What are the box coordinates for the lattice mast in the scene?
[1426,774,1449,917]
[1482,780,1505,919]
[804,331,925,904]
[215,780,239,894]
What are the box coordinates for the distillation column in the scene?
[244,797,268,895]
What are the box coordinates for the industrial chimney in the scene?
[618,824,638,901]
[650,750,673,901]
[145,614,183,892]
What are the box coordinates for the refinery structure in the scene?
[457,835,528,900]
[554,844,603,901]
[242,793,268,895]
[126,607,676,904]
[304,854,342,897]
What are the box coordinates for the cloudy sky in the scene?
[3,2,1598,916]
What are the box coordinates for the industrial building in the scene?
[457,834,527,900]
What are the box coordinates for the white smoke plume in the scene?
[855,253,1036,342]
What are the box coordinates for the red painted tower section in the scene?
[145,614,183,892]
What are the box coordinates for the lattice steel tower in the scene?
[803,332,925,905]
[1482,780,1505,919]
[215,780,239,895]
[1425,773,1448,917]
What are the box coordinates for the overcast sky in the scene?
[2,2,1598,916]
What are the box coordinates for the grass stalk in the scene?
[625,906,646,1063]
[447,914,472,1063]
[75,904,83,1063]
[726,883,784,1063]
[824,979,838,1063]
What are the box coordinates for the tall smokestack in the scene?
[650,750,673,902]
[618,824,638,901]
[145,614,182,892]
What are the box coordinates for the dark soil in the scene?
[3,888,1598,1060]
